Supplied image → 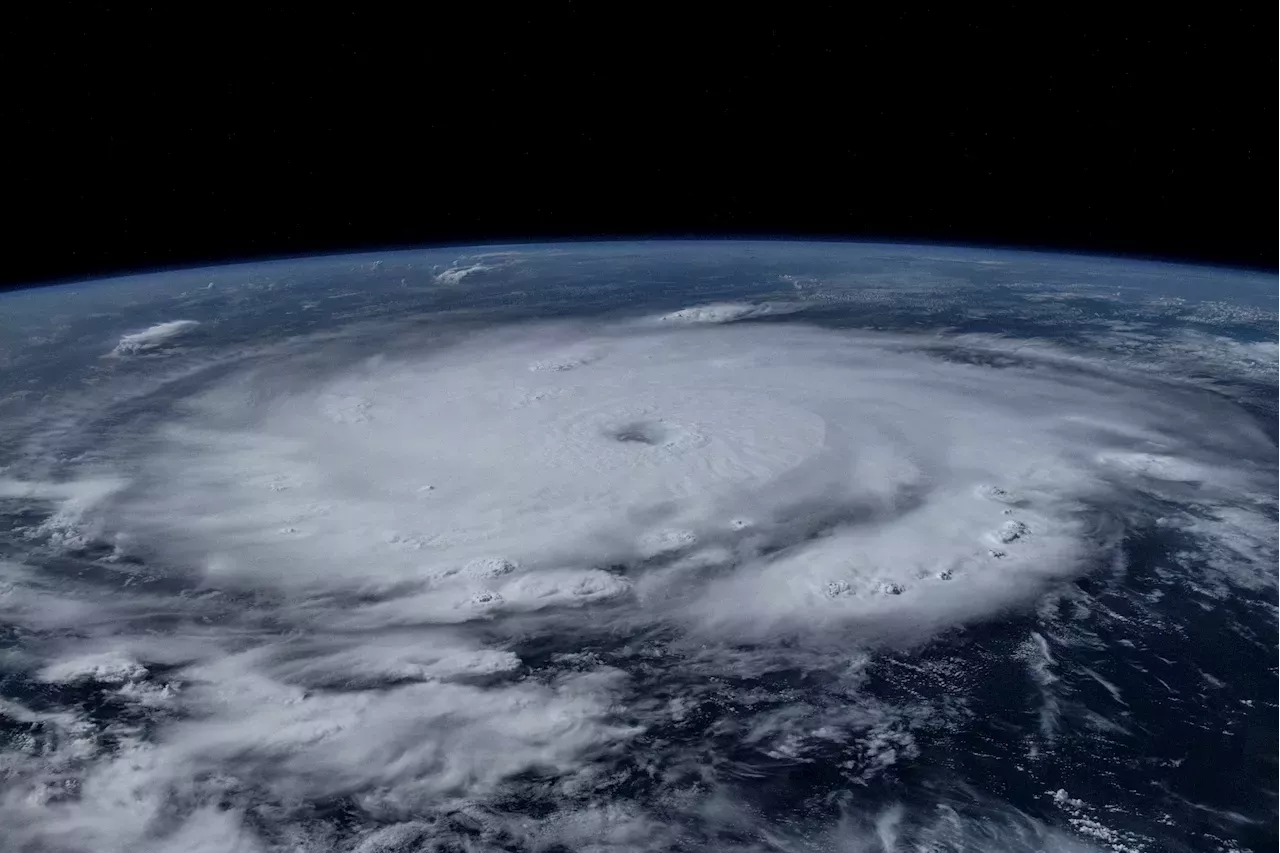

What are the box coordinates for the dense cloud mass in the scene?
[110,320,200,356]
[0,292,1275,851]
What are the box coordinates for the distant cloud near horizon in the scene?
[433,262,493,285]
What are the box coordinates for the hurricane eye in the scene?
[606,420,667,445]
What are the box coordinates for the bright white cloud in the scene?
[649,301,797,324]
[110,320,199,355]
[37,651,149,685]
[432,262,493,284]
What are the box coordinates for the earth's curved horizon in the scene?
[0,241,1275,852]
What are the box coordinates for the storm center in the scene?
[605,419,669,445]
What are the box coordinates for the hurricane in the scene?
[0,243,1274,852]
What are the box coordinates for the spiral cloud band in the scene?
[1,305,1274,851]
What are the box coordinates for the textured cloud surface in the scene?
[110,319,199,355]
[1,303,1275,851]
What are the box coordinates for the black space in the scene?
[6,7,1275,289]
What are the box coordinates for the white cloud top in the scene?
[432,262,493,284]
[110,319,199,355]
[650,301,796,324]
